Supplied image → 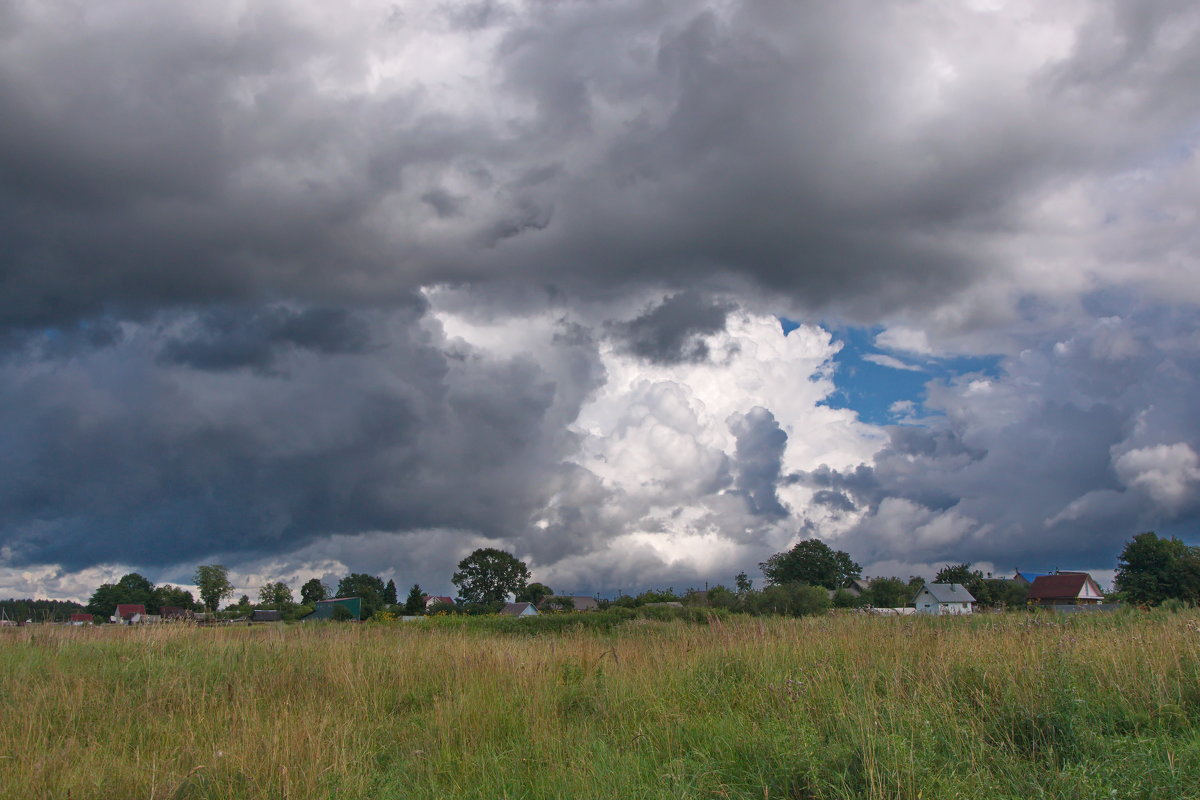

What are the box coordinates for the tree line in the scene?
[73,530,1200,623]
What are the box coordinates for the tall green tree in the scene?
[194,565,234,613]
[258,581,293,608]
[1116,532,1200,605]
[516,582,553,605]
[865,577,910,608]
[153,584,198,611]
[337,574,387,618]
[934,563,978,586]
[404,584,426,615]
[451,548,530,604]
[383,579,398,606]
[86,573,157,617]
[300,578,329,606]
[760,539,860,590]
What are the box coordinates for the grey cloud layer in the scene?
[2,1,1199,592]
[0,307,606,571]
[4,1,1198,338]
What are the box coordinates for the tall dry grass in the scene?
[1,611,1198,799]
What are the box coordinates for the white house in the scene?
[912,583,975,615]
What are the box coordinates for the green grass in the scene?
[2,611,1199,799]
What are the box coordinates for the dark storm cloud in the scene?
[0,305,606,570]
[2,1,1197,339]
[159,306,374,372]
[612,291,733,364]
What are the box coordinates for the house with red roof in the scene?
[69,613,94,625]
[423,595,456,611]
[113,604,146,624]
[1026,572,1105,606]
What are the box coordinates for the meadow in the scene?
[2,611,1199,800]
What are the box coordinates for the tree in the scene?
[760,539,860,590]
[451,548,530,604]
[934,563,978,586]
[383,579,398,606]
[707,584,738,610]
[337,573,387,618]
[258,581,293,608]
[85,583,125,619]
[865,577,910,608]
[194,565,234,613]
[516,582,553,605]
[1116,531,1200,605]
[744,583,831,617]
[300,578,329,606]
[86,573,157,618]
[540,596,576,612]
[404,584,426,615]
[735,572,753,594]
[153,584,198,611]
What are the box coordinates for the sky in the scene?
[2,0,1199,602]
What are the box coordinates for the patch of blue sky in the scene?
[780,318,1001,426]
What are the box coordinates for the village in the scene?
[3,531,1189,628]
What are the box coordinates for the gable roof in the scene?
[499,602,536,616]
[1026,573,1103,600]
[915,583,976,604]
[1014,571,1053,585]
[115,604,146,618]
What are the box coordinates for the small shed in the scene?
[499,602,538,617]
[251,609,283,622]
[306,597,362,620]
[912,583,975,615]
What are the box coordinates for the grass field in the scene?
[2,611,1199,800]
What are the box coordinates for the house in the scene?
[499,602,538,617]
[113,604,146,624]
[912,583,975,615]
[423,595,456,611]
[1013,571,1053,586]
[250,609,283,622]
[68,613,94,625]
[1026,572,1105,606]
[538,595,600,612]
[160,606,193,620]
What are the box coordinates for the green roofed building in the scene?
[305,597,363,621]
